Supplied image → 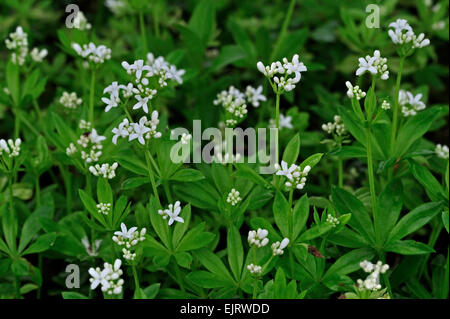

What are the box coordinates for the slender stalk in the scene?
[275,93,281,163]
[139,11,148,52]
[152,3,160,37]
[365,126,376,212]
[35,175,41,207]
[270,0,297,61]
[132,265,141,295]
[163,182,173,203]
[389,56,405,174]
[337,156,343,188]
[144,147,160,205]
[14,109,20,139]
[418,223,443,279]
[8,175,14,215]
[89,71,96,124]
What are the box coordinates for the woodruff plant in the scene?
[0,0,448,300]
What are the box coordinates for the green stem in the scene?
[152,4,160,37]
[14,275,21,299]
[144,147,160,205]
[163,182,173,203]
[14,109,20,139]
[270,0,297,61]
[389,56,405,178]
[37,254,43,299]
[275,93,281,163]
[132,265,141,294]
[365,126,376,213]
[173,260,186,293]
[418,223,443,279]
[35,175,41,207]
[337,156,343,188]
[139,11,148,52]
[89,71,96,124]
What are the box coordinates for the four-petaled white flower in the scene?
[129,116,151,145]
[279,114,293,129]
[133,95,150,113]
[356,56,377,76]
[114,223,137,239]
[274,161,297,180]
[158,201,184,226]
[88,267,110,290]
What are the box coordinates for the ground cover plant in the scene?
[0,0,448,299]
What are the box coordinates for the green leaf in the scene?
[227,225,243,281]
[193,249,234,283]
[442,211,449,233]
[273,191,290,237]
[170,169,205,182]
[21,233,57,255]
[174,251,193,269]
[6,61,19,105]
[176,222,215,252]
[323,247,376,280]
[211,163,232,194]
[186,271,232,288]
[409,160,447,202]
[331,187,375,243]
[188,0,215,46]
[395,107,441,157]
[282,133,300,165]
[375,180,403,246]
[385,240,434,255]
[388,201,442,242]
[79,189,106,227]
[142,283,160,299]
[61,291,89,299]
[209,45,247,73]
[121,177,149,190]
[1,204,18,252]
[299,153,323,170]
[298,223,333,241]
[172,204,191,248]
[292,194,309,241]
[97,178,113,205]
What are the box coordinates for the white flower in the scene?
[279,114,293,129]
[166,65,185,84]
[129,116,151,145]
[59,91,82,109]
[158,201,184,226]
[88,267,110,290]
[30,47,47,62]
[72,42,111,65]
[247,263,262,275]
[102,95,119,112]
[257,54,307,93]
[104,81,121,99]
[73,11,92,30]
[345,81,366,100]
[326,214,339,227]
[180,133,192,144]
[245,85,267,107]
[271,238,289,255]
[435,144,449,160]
[322,115,346,136]
[90,129,106,144]
[388,19,430,50]
[111,118,130,144]
[226,189,242,206]
[97,202,111,215]
[128,59,152,81]
[119,83,134,98]
[274,161,297,180]
[399,90,426,117]
[0,138,21,158]
[381,100,391,110]
[112,223,146,260]
[248,228,269,247]
[89,162,119,179]
[357,260,389,291]
[5,26,28,65]
[356,55,377,76]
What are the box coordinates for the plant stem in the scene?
[365,126,376,213]
[35,175,41,207]
[139,11,148,52]
[152,3,160,37]
[270,0,297,61]
[132,265,141,295]
[389,56,405,179]
[418,223,443,279]
[275,93,281,163]
[89,71,96,124]
[144,147,160,205]
[163,181,173,203]
[173,261,186,293]
[337,156,343,188]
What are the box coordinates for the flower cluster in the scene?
[257,54,307,93]
[247,263,262,275]
[112,223,146,261]
[388,19,430,49]
[322,115,346,136]
[245,85,267,107]
[356,50,389,80]
[79,120,92,130]
[89,162,119,179]
[326,214,339,227]
[274,161,311,191]
[398,90,426,117]
[97,202,111,215]
[0,138,21,158]
[357,260,389,291]
[226,189,242,206]
[73,11,92,30]
[158,201,185,226]
[4,26,47,65]
[180,133,192,145]
[66,128,105,163]
[72,42,112,66]
[435,144,449,160]
[381,100,391,110]
[248,228,269,248]
[117,54,184,114]
[214,86,250,127]
[345,82,366,100]
[271,238,290,256]
[59,91,82,109]
[111,112,161,145]
[89,259,124,295]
